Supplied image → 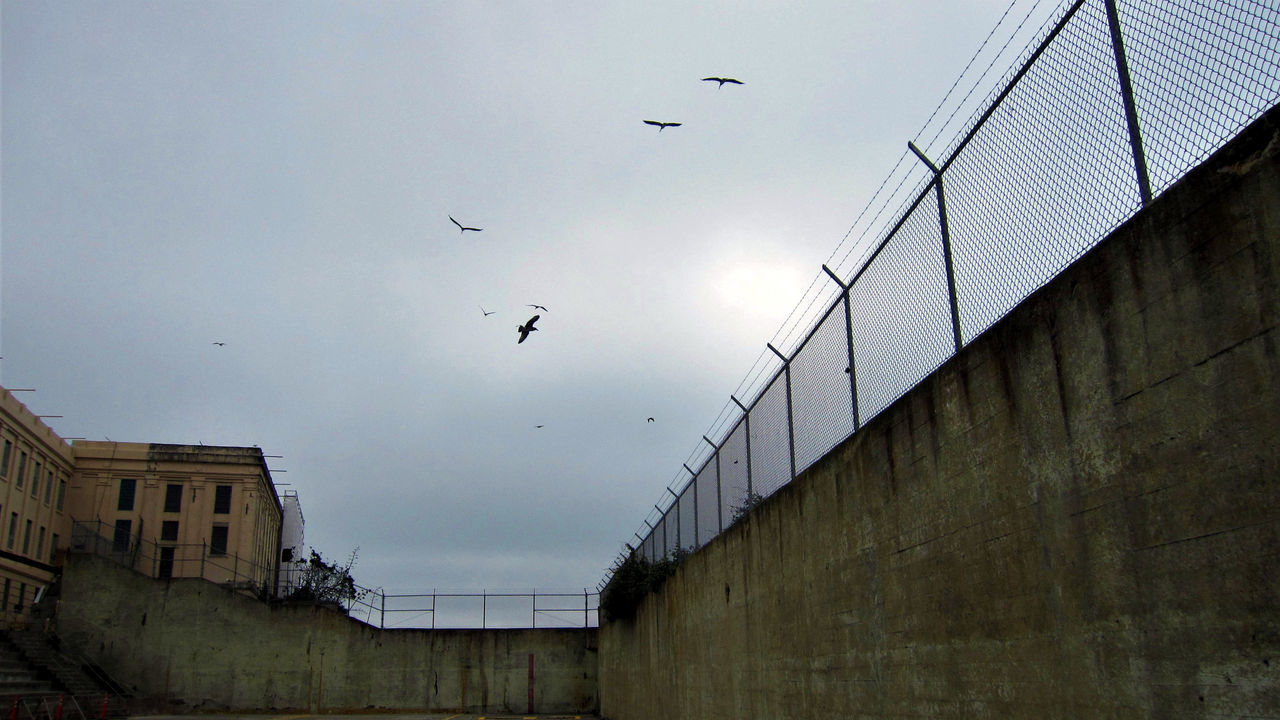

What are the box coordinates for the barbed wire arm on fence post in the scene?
[822,265,861,432]
[767,343,798,483]
[908,140,965,354]
[731,394,753,499]
[704,435,724,535]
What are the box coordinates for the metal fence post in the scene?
[822,265,861,431]
[684,465,700,550]
[704,435,723,534]
[767,343,797,482]
[908,141,965,354]
[731,395,753,499]
[1104,0,1152,205]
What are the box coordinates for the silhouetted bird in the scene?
[647,417,655,423]
[527,304,548,312]
[535,425,545,429]
[702,76,743,88]
[517,314,540,344]
[450,215,483,233]
[643,120,682,132]
[212,342,226,347]
[480,306,495,317]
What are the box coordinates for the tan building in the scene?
[68,441,283,592]
[0,387,75,626]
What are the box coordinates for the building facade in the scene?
[68,441,284,592]
[0,388,74,626]
[0,386,287,627]
[277,489,305,595]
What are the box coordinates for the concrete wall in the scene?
[55,553,597,713]
[599,108,1280,719]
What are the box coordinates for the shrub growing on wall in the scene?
[600,549,686,621]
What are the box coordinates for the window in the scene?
[164,484,182,513]
[29,461,39,497]
[50,534,59,563]
[22,520,32,554]
[6,513,16,549]
[1,440,11,477]
[16,452,26,489]
[56,479,66,511]
[117,478,136,512]
[161,521,179,542]
[209,524,229,556]
[36,527,45,559]
[2,579,8,612]
[112,520,132,553]
[43,471,53,505]
[158,546,175,579]
[213,485,232,514]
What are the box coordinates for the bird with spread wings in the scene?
[702,76,744,88]
[643,120,682,132]
[450,215,483,233]
[517,315,540,344]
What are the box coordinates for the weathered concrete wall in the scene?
[600,107,1280,720]
[55,554,597,713]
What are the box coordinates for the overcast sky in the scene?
[2,0,1068,598]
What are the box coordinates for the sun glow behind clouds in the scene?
[711,259,811,337]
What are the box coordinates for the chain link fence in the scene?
[607,0,1278,583]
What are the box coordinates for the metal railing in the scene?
[375,589,600,629]
[69,521,599,629]
[69,521,274,596]
[605,0,1279,586]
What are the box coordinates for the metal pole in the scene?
[1104,0,1152,206]
[908,141,964,353]
[767,343,797,482]
[703,435,722,535]
[822,265,860,431]
[731,395,753,498]
[380,590,386,630]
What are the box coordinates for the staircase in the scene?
[3,631,107,697]
[0,632,62,698]
[0,629,132,720]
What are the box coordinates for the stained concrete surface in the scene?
[131,714,601,720]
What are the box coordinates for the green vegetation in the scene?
[600,548,688,621]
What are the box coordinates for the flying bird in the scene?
[212,342,226,347]
[527,304,548,312]
[702,76,744,88]
[517,314,540,344]
[535,425,545,428]
[449,215,483,233]
[480,306,495,317]
[643,120,682,132]
[647,417,655,423]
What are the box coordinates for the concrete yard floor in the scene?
[132,715,601,720]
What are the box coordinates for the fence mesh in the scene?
[948,0,1141,340]
[677,484,696,553]
[695,460,721,546]
[791,298,858,474]
[747,370,793,499]
[719,418,751,522]
[1119,0,1280,195]
[607,0,1279,594]
[849,189,954,425]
